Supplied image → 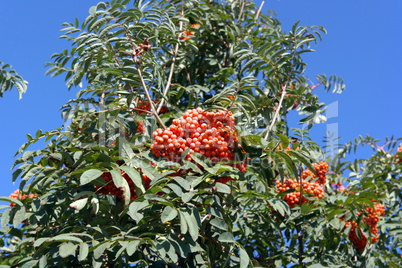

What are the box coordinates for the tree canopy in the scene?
[0,0,401,267]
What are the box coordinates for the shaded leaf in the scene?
[59,242,78,258]
[161,206,178,223]
[78,242,89,261]
[80,169,103,185]
[126,240,140,256]
[218,232,235,243]
[70,198,88,211]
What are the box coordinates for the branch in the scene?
[237,1,245,22]
[255,1,265,22]
[297,226,305,268]
[137,66,166,129]
[311,83,321,90]
[156,2,184,114]
[264,83,287,140]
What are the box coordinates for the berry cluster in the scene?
[216,176,234,184]
[136,121,146,134]
[136,100,151,114]
[276,178,324,207]
[135,100,168,134]
[180,24,201,40]
[151,108,246,184]
[345,221,366,250]
[301,161,329,185]
[136,100,169,115]
[9,189,37,207]
[346,202,386,250]
[396,146,402,163]
[96,170,151,201]
[332,182,345,191]
[151,108,239,162]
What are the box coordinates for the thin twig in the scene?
[156,22,182,114]
[297,226,305,268]
[99,91,107,146]
[156,1,184,114]
[255,1,265,22]
[264,83,287,140]
[246,1,265,36]
[311,83,321,90]
[137,66,166,129]
[237,1,246,22]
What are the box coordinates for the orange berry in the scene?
[150,108,246,179]
[344,201,386,250]
[276,178,324,207]
[396,146,402,163]
[301,161,329,185]
[9,189,37,207]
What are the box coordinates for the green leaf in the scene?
[182,208,200,240]
[191,153,212,170]
[300,202,314,215]
[53,234,83,243]
[13,207,26,227]
[239,247,250,268]
[115,241,128,260]
[0,197,23,207]
[90,197,100,215]
[70,198,88,211]
[210,218,228,231]
[21,260,38,268]
[276,151,298,177]
[89,6,97,16]
[287,150,315,173]
[215,182,231,194]
[34,234,83,247]
[0,60,28,99]
[22,151,34,161]
[167,183,183,196]
[218,232,235,243]
[110,169,123,188]
[80,169,103,185]
[33,238,48,248]
[78,242,89,261]
[1,208,10,228]
[173,177,191,191]
[168,233,187,258]
[93,241,111,259]
[182,192,195,203]
[329,218,342,230]
[38,255,47,268]
[161,206,178,223]
[182,160,203,174]
[128,200,149,223]
[241,134,269,148]
[59,242,78,258]
[178,210,188,235]
[277,134,289,149]
[120,141,135,159]
[126,240,140,256]
[111,169,130,203]
[120,166,145,193]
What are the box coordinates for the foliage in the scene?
[0,61,28,99]
[1,0,401,267]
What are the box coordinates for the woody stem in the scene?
[137,65,166,129]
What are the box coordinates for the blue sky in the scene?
[0,0,401,198]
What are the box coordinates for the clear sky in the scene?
[0,0,401,199]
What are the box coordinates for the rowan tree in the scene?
[0,0,401,267]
